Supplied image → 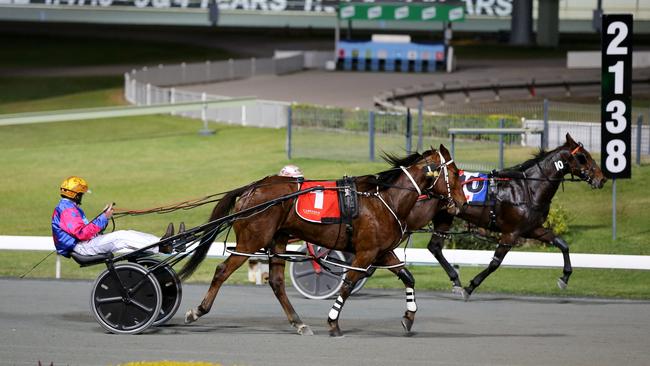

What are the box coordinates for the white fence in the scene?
[525,119,650,155]
[3,236,650,279]
[124,51,334,129]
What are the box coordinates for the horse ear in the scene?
[565,133,577,146]
[438,144,451,159]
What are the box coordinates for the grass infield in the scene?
[1,66,649,299]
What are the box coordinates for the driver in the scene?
[51,176,174,257]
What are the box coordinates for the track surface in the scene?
[1,278,649,366]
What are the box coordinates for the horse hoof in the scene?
[462,288,471,302]
[452,286,464,296]
[557,278,568,290]
[297,324,314,336]
[184,308,199,324]
[327,319,343,337]
[401,317,413,333]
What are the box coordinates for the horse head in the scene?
[563,133,607,189]
[420,145,466,215]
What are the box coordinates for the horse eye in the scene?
[576,154,587,164]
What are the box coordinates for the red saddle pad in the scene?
[295,181,341,223]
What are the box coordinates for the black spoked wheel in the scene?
[90,263,162,335]
[289,244,368,300]
[136,258,182,326]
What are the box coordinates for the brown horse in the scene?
[408,134,606,299]
[178,145,466,336]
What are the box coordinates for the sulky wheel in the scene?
[289,244,367,300]
[136,257,183,326]
[90,262,162,335]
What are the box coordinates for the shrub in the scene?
[543,204,572,236]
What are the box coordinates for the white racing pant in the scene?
[73,230,160,256]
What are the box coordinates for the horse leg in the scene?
[184,254,249,324]
[377,251,418,333]
[427,232,462,290]
[530,227,573,289]
[326,253,376,337]
[553,237,573,289]
[375,251,417,333]
[430,211,463,292]
[268,242,313,336]
[463,233,515,300]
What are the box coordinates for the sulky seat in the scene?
[70,252,113,267]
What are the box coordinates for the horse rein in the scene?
[376,152,456,237]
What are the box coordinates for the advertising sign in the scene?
[338,2,465,22]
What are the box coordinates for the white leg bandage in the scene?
[328,296,345,320]
[406,287,417,312]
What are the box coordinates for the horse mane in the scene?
[356,151,425,191]
[504,144,565,172]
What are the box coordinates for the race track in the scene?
[1,278,649,366]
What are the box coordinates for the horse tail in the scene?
[177,183,253,281]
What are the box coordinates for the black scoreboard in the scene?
[601,14,633,179]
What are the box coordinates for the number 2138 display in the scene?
[601,14,633,179]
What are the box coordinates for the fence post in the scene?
[369,111,375,161]
[124,72,130,102]
[499,118,505,170]
[55,256,60,279]
[406,108,412,154]
[451,133,456,158]
[417,96,423,152]
[170,88,176,116]
[199,92,215,136]
[543,98,549,149]
[181,62,186,84]
[287,105,293,159]
[145,83,151,106]
[242,105,247,126]
[637,114,643,165]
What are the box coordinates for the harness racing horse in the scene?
[414,134,606,300]
[178,145,466,336]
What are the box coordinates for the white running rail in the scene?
[3,236,649,279]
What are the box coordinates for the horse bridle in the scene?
[427,151,458,211]
[375,152,457,238]
[567,143,596,185]
[400,151,458,210]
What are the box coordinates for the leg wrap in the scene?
[552,237,569,252]
[397,268,415,288]
[552,237,573,278]
[328,295,345,321]
[405,287,417,312]
[487,255,503,271]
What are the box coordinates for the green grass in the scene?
[8,250,650,299]
[1,64,649,299]
[0,76,124,112]
[0,33,237,68]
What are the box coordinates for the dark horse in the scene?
[177,146,466,336]
[408,134,606,300]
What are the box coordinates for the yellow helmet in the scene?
[60,176,90,199]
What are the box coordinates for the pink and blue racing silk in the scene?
[51,198,108,257]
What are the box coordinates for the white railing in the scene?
[124,52,333,129]
[4,236,649,279]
